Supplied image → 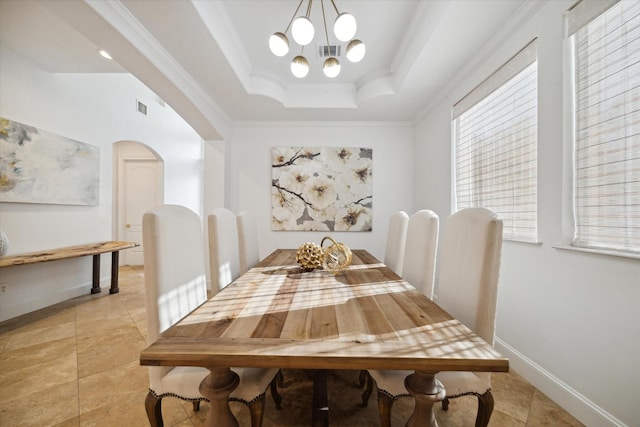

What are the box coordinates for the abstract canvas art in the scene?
[272,146,372,231]
[0,117,100,206]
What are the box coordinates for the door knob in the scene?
[126,224,131,228]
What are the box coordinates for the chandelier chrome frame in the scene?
[269,0,366,79]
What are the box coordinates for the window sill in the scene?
[552,244,640,261]
[504,239,543,246]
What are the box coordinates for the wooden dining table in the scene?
[140,249,509,426]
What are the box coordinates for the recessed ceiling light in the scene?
[98,49,112,60]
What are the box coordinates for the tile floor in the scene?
[0,266,584,426]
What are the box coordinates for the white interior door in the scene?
[123,159,163,265]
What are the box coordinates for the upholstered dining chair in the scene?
[400,209,439,294]
[433,207,503,427]
[237,210,261,274]
[208,208,242,294]
[383,211,409,276]
[143,204,282,427]
[236,209,285,388]
[363,207,502,427]
[360,210,439,411]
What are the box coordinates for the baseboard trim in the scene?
[494,338,627,427]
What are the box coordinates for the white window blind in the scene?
[453,39,538,242]
[570,0,640,254]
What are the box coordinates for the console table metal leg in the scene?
[91,254,101,294]
[110,251,120,294]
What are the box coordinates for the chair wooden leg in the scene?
[475,390,494,427]
[358,369,368,387]
[192,400,201,411]
[377,391,394,427]
[271,376,283,409]
[277,369,284,387]
[145,391,164,427]
[442,396,450,410]
[361,371,374,406]
[248,394,266,427]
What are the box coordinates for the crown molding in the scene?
[191,0,407,109]
[414,0,548,123]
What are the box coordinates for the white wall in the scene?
[227,122,414,261]
[0,47,204,322]
[204,140,226,216]
[3,3,638,424]
[413,2,639,426]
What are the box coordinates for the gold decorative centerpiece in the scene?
[295,236,352,274]
[321,236,352,275]
[295,242,324,271]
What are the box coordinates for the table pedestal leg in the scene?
[404,371,446,427]
[312,369,329,427]
[199,368,240,427]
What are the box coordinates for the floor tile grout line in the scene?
[74,302,81,422]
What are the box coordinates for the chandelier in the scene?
[269,0,366,79]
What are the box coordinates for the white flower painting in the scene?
[272,146,372,231]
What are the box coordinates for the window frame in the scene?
[560,0,640,258]
[451,39,539,243]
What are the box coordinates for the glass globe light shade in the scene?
[346,39,366,63]
[323,57,341,78]
[291,16,315,45]
[291,55,310,78]
[334,12,356,42]
[269,32,289,57]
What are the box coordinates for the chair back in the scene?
[142,204,208,390]
[401,210,439,297]
[384,211,409,276]
[143,205,208,343]
[237,210,261,274]
[435,207,503,344]
[208,208,241,293]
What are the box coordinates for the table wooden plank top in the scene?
[140,249,508,374]
[0,241,139,267]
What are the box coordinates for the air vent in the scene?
[318,45,341,58]
[136,100,148,116]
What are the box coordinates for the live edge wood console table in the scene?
[0,241,139,294]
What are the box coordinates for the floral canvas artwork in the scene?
[272,146,372,231]
[0,117,100,206]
